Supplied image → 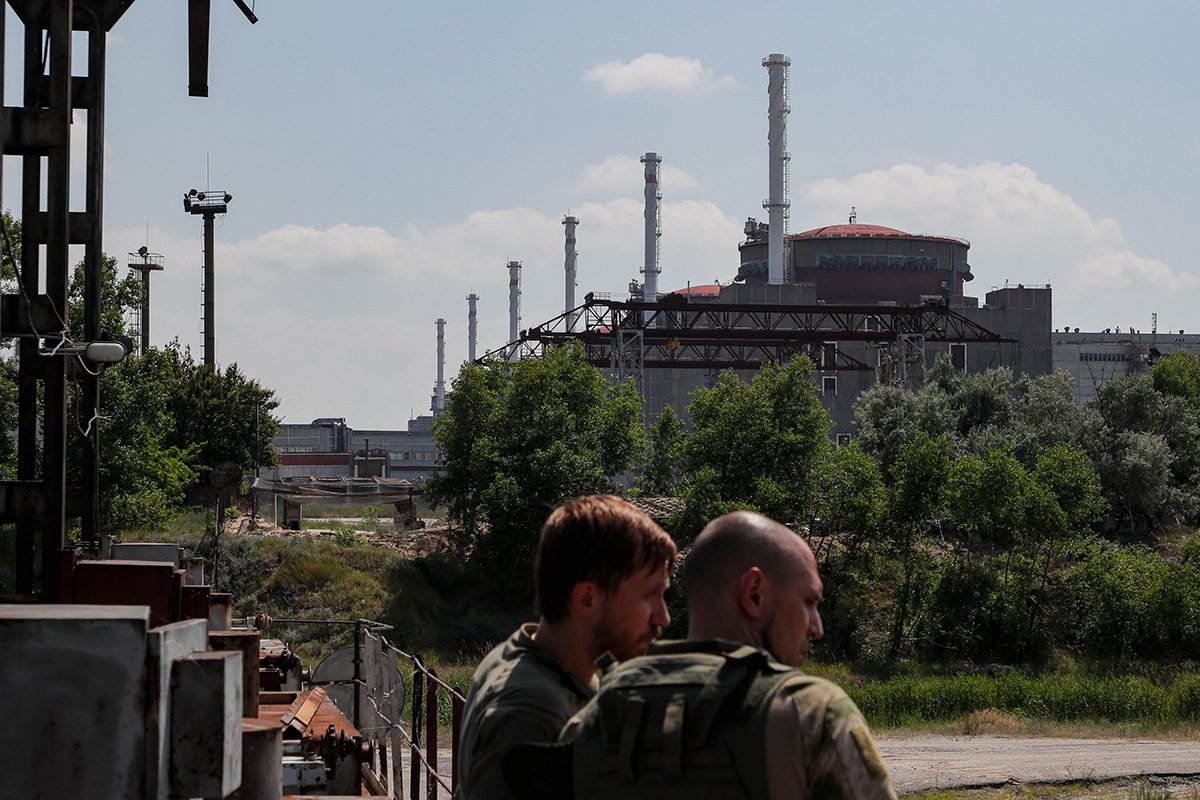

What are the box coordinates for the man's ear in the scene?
[737,567,768,618]
[569,580,603,620]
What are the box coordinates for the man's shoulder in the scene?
[469,628,586,712]
[775,673,859,716]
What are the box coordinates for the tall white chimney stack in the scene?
[641,152,662,322]
[563,215,579,331]
[507,260,522,362]
[467,293,479,362]
[435,317,446,413]
[763,54,791,285]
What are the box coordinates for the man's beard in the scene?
[595,614,660,661]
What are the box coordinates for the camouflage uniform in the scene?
[562,640,895,800]
[455,623,597,800]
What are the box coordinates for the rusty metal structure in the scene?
[0,0,254,600]
[2,540,453,798]
[480,293,1017,395]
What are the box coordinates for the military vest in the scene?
[568,640,802,800]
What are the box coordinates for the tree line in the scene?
[428,341,1200,667]
[0,211,281,534]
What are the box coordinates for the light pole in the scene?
[183,188,233,369]
[127,246,165,355]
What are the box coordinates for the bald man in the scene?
[561,511,896,800]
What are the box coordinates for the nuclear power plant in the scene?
[269,51,1200,482]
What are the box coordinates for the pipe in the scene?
[563,216,578,331]
[467,293,478,362]
[640,153,661,323]
[763,54,791,285]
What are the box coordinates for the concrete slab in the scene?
[0,604,150,800]
[170,651,243,799]
[145,618,208,800]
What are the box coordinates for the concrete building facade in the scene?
[268,413,445,483]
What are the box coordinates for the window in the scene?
[1080,352,1130,362]
[950,343,966,371]
[821,342,838,369]
[822,376,837,396]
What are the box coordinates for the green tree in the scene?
[679,358,831,537]
[885,431,953,659]
[166,352,281,477]
[641,405,685,496]
[1087,374,1200,531]
[67,252,141,341]
[1151,350,1200,419]
[1008,371,1092,466]
[945,448,1032,547]
[811,442,886,552]
[425,343,646,596]
[94,347,201,530]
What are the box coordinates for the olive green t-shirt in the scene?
[455,623,597,800]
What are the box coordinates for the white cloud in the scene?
[104,197,743,428]
[583,53,736,95]
[797,162,1195,324]
[578,155,700,195]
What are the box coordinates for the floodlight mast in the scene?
[183,189,233,369]
[127,247,165,356]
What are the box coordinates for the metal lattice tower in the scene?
[615,328,645,401]
[127,246,165,355]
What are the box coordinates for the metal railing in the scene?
[265,617,466,799]
[390,646,466,800]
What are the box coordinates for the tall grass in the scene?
[848,671,1200,727]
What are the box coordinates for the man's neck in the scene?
[532,616,597,686]
[688,618,762,649]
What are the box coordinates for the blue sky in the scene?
[4,1,1199,427]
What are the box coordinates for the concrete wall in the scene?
[1052,330,1200,403]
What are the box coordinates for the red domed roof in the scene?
[669,284,722,297]
[795,223,909,238]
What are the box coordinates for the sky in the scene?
[3,1,1199,428]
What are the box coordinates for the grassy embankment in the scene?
[123,509,1200,738]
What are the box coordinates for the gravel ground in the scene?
[400,736,1200,798]
[877,735,1200,794]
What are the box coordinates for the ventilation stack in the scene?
[467,293,479,362]
[563,215,579,331]
[507,260,522,362]
[640,153,662,323]
[763,54,791,285]
[435,318,446,413]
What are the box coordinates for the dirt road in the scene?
[406,736,1200,797]
[877,735,1200,794]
